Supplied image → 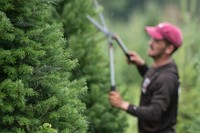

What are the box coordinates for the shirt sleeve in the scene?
[126,74,177,122]
[137,64,149,77]
[127,103,163,122]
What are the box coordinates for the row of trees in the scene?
[99,0,200,21]
[0,0,127,132]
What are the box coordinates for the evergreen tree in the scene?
[52,0,128,132]
[0,0,87,132]
[176,10,200,133]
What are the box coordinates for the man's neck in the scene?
[153,57,172,68]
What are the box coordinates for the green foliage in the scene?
[98,0,185,21]
[0,0,87,132]
[2,0,200,133]
[52,0,128,132]
[177,86,200,133]
[99,0,146,21]
[175,2,200,132]
[36,123,58,133]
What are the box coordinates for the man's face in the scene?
[147,38,169,59]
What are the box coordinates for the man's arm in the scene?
[109,91,162,121]
[128,51,149,77]
[137,64,149,77]
[109,91,129,111]
[109,74,177,122]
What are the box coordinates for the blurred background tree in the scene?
[51,0,128,132]
[98,0,200,21]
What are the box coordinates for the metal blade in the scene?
[87,15,112,37]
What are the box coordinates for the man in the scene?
[109,22,182,133]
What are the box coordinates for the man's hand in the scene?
[109,91,129,111]
[127,51,145,66]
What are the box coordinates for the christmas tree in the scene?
[0,0,87,132]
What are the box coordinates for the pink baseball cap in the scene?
[145,22,183,48]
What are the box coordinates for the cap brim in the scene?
[145,27,163,40]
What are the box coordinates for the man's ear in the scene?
[166,44,175,55]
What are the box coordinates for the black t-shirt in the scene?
[127,61,180,133]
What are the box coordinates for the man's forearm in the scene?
[137,64,149,77]
[118,101,129,111]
